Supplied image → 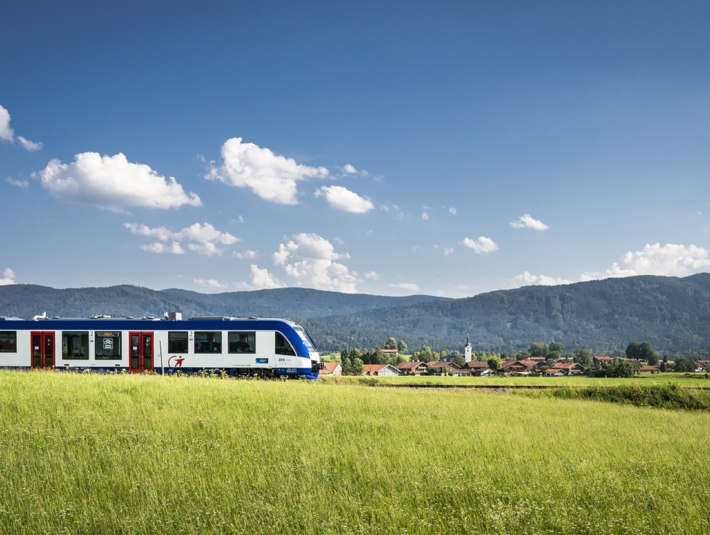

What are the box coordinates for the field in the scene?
[323,372,710,388]
[1,371,709,534]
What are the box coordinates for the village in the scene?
[320,338,710,378]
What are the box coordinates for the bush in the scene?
[549,384,708,411]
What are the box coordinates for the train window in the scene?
[195,331,222,354]
[95,331,122,360]
[0,331,17,352]
[228,332,255,354]
[275,332,296,356]
[168,331,188,353]
[62,331,89,360]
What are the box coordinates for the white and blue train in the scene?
[0,314,321,379]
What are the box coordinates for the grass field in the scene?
[324,372,710,388]
[1,371,709,534]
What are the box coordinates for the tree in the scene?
[350,357,364,375]
[453,354,466,368]
[529,342,548,357]
[397,340,408,354]
[574,348,594,368]
[413,345,437,363]
[384,337,397,350]
[625,341,656,361]
[674,358,698,373]
[487,356,501,371]
[548,342,565,355]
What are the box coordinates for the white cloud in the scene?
[194,278,230,291]
[41,152,201,212]
[17,136,42,152]
[125,222,239,256]
[449,207,457,216]
[0,268,16,286]
[363,271,380,281]
[0,105,42,151]
[511,214,549,231]
[597,243,710,279]
[421,211,430,221]
[512,271,573,287]
[343,163,358,174]
[315,185,374,213]
[206,137,328,205]
[512,242,710,289]
[6,177,29,191]
[0,106,14,142]
[462,236,499,254]
[250,264,284,289]
[390,282,420,293]
[272,233,357,292]
[234,249,257,259]
[140,241,185,255]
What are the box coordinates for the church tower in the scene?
[464,335,472,363]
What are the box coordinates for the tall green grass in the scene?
[1,371,708,534]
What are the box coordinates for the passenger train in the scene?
[0,314,321,379]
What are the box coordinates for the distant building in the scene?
[320,362,342,376]
[464,336,472,363]
[362,364,401,377]
[396,361,428,376]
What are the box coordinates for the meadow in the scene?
[1,371,708,534]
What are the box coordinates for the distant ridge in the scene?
[1,274,709,354]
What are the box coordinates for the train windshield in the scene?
[294,325,317,352]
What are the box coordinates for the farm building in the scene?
[362,364,401,377]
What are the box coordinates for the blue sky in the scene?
[1,0,709,297]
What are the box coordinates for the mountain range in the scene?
[1,273,709,355]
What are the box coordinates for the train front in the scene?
[292,323,321,379]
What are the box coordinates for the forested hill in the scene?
[314,273,710,353]
[0,284,447,323]
[1,274,709,353]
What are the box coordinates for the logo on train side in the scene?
[168,356,185,368]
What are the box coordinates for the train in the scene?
[0,313,322,379]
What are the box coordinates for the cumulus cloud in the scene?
[41,152,201,212]
[513,271,573,287]
[140,241,185,255]
[206,137,328,205]
[343,163,358,174]
[250,264,285,289]
[0,268,16,286]
[596,243,710,279]
[390,282,420,293]
[513,243,710,289]
[272,233,357,292]
[194,278,230,291]
[315,185,374,213]
[125,222,239,256]
[363,271,380,281]
[511,214,549,231]
[0,106,14,142]
[449,207,457,216]
[17,136,42,152]
[462,236,499,254]
[421,211,430,221]
[0,105,42,151]
[234,249,257,259]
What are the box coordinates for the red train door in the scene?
[31,331,55,369]
[129,332,154,373]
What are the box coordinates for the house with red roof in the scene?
[320,361,342,376]
[395,361,428,376]
[361,364,401,377]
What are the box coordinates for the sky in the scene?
[1,0,710,297]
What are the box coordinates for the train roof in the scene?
[0,315,302,329]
